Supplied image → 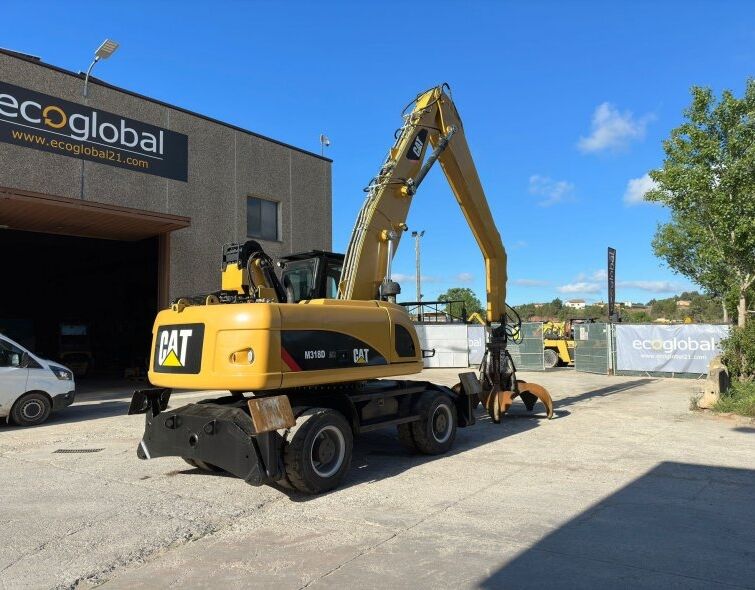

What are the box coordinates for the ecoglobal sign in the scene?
[0,81,188,181]
[615,324,729,374]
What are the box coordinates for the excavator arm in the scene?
[339,85,506,324]
[339,84,552,420]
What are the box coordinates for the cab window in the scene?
[282,259,317,303]
[325,260,343,299]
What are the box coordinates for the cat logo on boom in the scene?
[407,129,428,161]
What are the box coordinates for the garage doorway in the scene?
[0,187,190,380]
[0,230,158,378]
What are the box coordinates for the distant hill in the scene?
[514,291,725,324]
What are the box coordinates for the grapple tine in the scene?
[516,381,554,419]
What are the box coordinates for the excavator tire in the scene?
[544,348,560,368]
[283,407,353,494]
[409,391,457,455]
[397,423,419,452]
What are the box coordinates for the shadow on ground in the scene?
[271,401,566,500]
[555,378,657,409]
[481,462,755,589]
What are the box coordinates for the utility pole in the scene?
[411,230,425,303]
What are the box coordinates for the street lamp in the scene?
[83,39,119,98]
[319,133,330,156]
[411,230,425,303]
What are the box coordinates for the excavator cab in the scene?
[279,251,344,303]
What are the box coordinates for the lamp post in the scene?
[83,39,119,98]
[411,230,425,303]
[319,133,330,156]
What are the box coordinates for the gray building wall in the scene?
[0,51,332,300]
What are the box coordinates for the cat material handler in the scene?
[130,85,553,493]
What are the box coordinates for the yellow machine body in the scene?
[148,299,423,392]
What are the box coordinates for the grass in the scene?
[712,381,755,418]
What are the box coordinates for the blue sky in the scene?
[4,1,754,305]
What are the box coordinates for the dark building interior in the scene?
[1,229,157,377]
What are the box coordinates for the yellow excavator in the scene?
[129,84,553,493]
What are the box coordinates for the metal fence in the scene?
[574,322,610,374]
[508,322,545,371]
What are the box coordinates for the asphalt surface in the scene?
[1,369,753,589]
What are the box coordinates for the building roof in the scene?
[0,47,332,163]
[567,299,586,303]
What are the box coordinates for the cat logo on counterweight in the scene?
[153,323,204,374]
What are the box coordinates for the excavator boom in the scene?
[339,85,507,324]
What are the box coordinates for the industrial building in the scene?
[0,48,332,375]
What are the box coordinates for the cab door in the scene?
[0,337,30,412]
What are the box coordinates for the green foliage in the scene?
[712,381,755,417]
[513,291,723,324]
[624,310,652,323]
[438,287,484,320]
[720,320,755,380]
[646,82,755,327]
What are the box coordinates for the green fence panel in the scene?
[508,322,544,371]
[574,322,609,374]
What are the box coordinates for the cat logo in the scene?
[353,348,370,364]
[406,129,428,161]
[158,329,193,367]
[153,323,204,374]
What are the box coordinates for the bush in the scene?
[720,320,755,380]
[712,381,755,417]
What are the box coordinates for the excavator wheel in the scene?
[283,407,353,494]
[397,422,419,453]
[408,391,457,454]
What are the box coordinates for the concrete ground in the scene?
[0,369,753,590]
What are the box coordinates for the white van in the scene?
[0,334,76,426]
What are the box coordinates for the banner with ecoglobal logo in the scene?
[615,324,730,374]
[0,81,188,181]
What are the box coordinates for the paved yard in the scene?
[1,369,753,589]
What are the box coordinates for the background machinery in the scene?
[130,85,553,494]
[542,318,597,368]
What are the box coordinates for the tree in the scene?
[438,287,484,320]
[646,82,755,327]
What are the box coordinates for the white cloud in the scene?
[592,269,608,281]
[455,272,474,284]
[557,282,602,294]
[617,280,680,293]
[623,173,658,205]
[512,278,550,287]
[528,175,575,207]
[512,240,528,249]
[578,102,653,153]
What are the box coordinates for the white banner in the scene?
[615,324,729,373]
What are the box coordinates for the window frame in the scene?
[246,196,281,242]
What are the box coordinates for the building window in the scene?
[247,197,279,241]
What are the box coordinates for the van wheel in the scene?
[11,392,52,426]
[283,408,353,494]
[544,349,560,368]
[410,391,457,455]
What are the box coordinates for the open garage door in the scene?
[0,187,189,378]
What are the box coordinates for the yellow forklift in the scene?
[543,318,597,368]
